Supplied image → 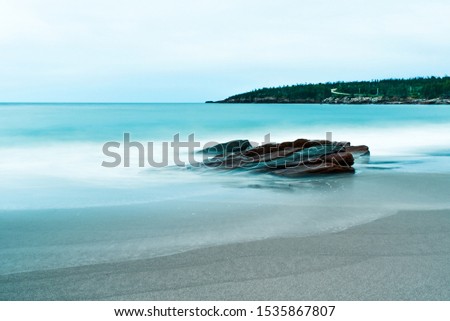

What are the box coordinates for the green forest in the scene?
[212,76,450,104]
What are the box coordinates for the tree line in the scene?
[216,76,450,103]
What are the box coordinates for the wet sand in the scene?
[1,209,449,300]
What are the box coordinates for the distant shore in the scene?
[207,76,450,105]
[207,97,450,104]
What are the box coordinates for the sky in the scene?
[0,0,449,102]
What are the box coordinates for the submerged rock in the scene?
[200,138,370,176]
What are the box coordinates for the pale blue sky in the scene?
[1,0,449,102]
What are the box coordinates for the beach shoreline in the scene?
[2,208,449,301]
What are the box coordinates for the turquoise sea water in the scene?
[1,103,450,274]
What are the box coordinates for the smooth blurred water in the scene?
[2,103,450,143]
[1,103,450,274]
[1,103,450,209]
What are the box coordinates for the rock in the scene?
[201,139,252,155]
[199,138,369,176]
[272,163,355,177]
[321,152,355,167]
[242,143,278,157]
[345,145,369,156]
[344,145,370,163]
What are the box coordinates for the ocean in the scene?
[1,103,450,275]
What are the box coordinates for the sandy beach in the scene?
[1,208,449,301]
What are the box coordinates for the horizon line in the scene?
[0,102,205,104]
